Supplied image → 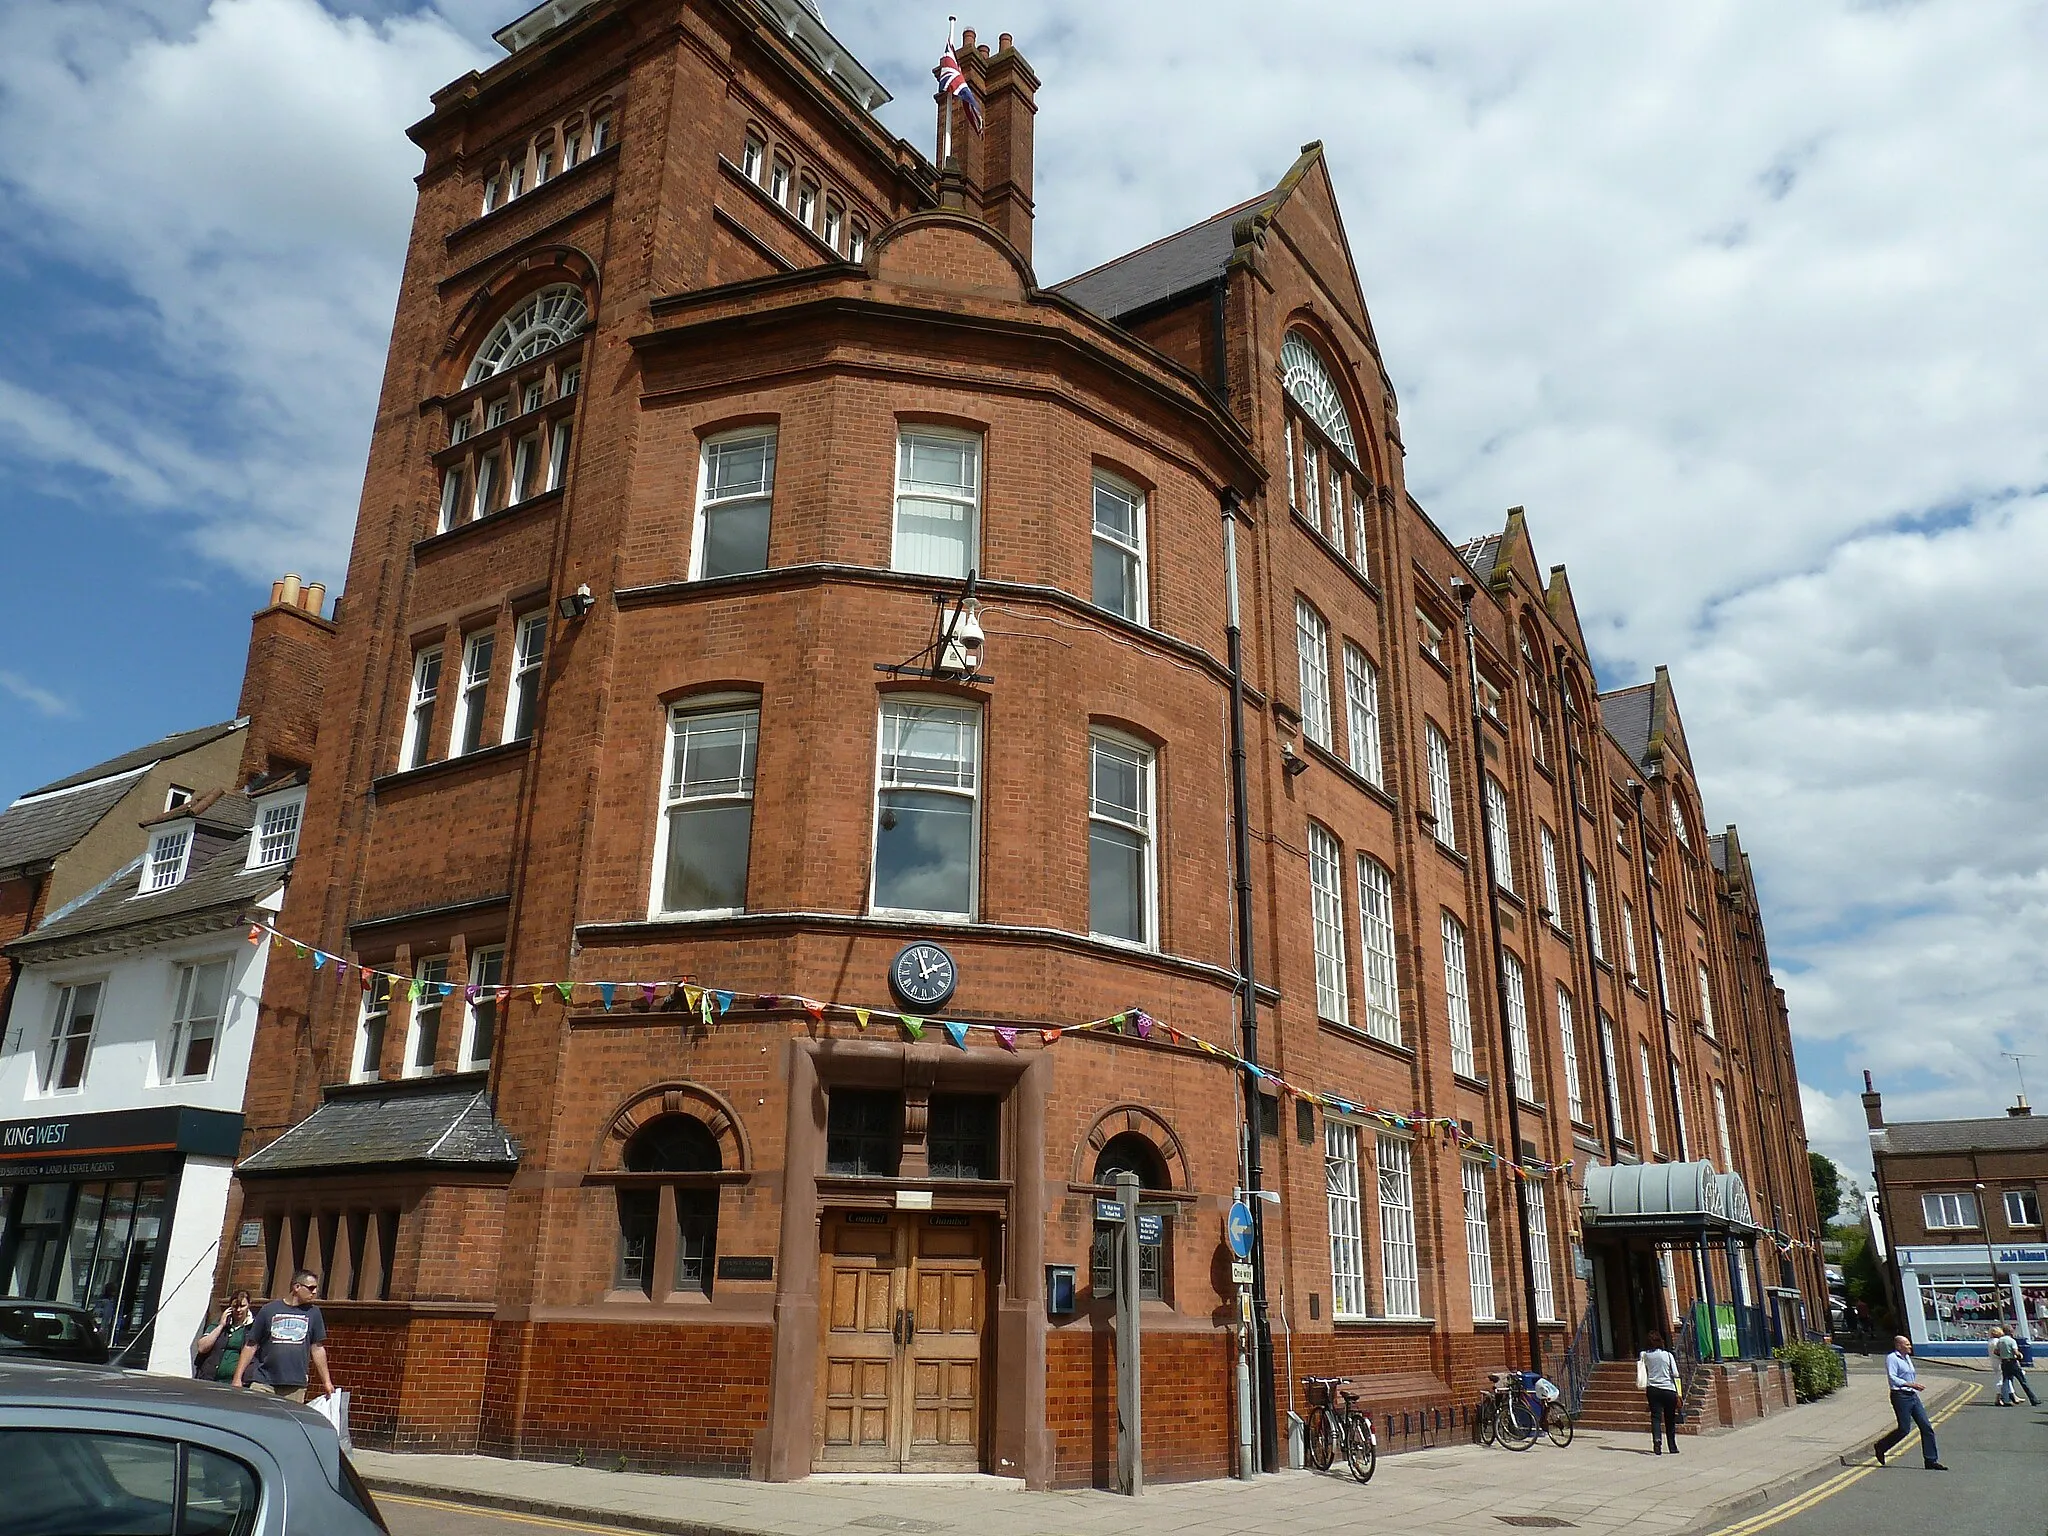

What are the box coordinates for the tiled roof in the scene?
[23,720,242,798]
[1459,534,1502,582]
[1708,833,1729,874]
[239,1083,519,1175]
[1052,188,1278,321]
[0,772,144,873]
[1601,684,1655,771]
[9,816,278,955]
[1876,1115,2048,1156]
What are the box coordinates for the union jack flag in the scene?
[935,43,983,133]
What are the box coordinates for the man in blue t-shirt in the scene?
[232,1270,333,1404]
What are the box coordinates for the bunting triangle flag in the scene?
[531,985,546,1008]
[641,983,659,1005]
[311,951,327,970]
[854,1008,869,1031]
[994,1026,1017,1053]
[1133,1013,1153,1040]
[599,983,615,1011]
[699,990,715,1027]
[408,978,424,1003]
[336,960,352,980]
[941,1019,967,1049]
[804,1000,825,1022]
[555,981,574,1004]
[360,972,374,993]
[683,985,701,1011]
[248,926,263,944]
[464,984,479,1003]
[716,991,734,1015]
[899,1015,925,1040]
[1041,1028,1061,1045]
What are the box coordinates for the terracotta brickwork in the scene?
[227,0,1824,1488]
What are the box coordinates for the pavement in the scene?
[359,1364,1971,1536]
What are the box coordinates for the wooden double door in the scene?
[816,1210,990,1472]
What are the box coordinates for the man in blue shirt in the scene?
[1873,1335,1947,1470]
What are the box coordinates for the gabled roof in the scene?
[1876,1115,2048,1156]
[238,1083,519,1175]
[23,720,241,798]
[0,772,146,873]
[1053,186,1280,322]
[1458,535,1503,583]
[1602,683,1655,772]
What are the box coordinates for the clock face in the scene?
[890,942,958,1010]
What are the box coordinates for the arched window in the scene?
[1280,333,1357,461]
[466,284,589,386]
[1279,331,1371,576]
[1091,1132,1169,1301]
[614,1114,720,1299]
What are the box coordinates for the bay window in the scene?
[694,430,777,580]
[656,703,760,916]
[1091,474,1146,622]
[893,430,980,578]
[1088,733,1154,946]
[872,699,979,919]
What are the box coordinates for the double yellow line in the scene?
[1711,1382,1980,1535]
[378,1489,648,1535]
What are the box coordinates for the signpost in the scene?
[1227,1199,1256,1479]
[1113,1170,1142,1496]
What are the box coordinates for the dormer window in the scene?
[165,785,192,811]
[248,789,307,870]
[144,826,192,892]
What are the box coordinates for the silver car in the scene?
[0,1360,387,1535]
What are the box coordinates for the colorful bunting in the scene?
[599,983,615,1011]
[994,1026,1017,1053]
[854,1008,870,1031]
[941,1020,967,1049]
[899,1015,925,1040]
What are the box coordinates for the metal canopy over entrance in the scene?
[1583,1160,1757,1237]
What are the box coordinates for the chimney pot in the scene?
[270,580,286,607]
[303,582,326,616]
[977,43,989,57]
[2010,1096,2033,1118]
[960,27,974,51]
[999,32,1012,50]
[1862,1069,1872,1092]
[279,574,302,609]
[1860,1071,1884,1131]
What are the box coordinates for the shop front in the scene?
[0,1105,243,1368]
[1895,1242,2048,1355]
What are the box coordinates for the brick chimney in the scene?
[236,574,337,785]
[938,28,1039,265]
[1861,1069,1884,1131]
[2010,1095,2033,1118]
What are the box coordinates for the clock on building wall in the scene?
[890,942,958,1011]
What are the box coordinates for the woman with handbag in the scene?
[1639,1331,1681,1455]
[192,1291,255,1384]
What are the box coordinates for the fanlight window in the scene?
[465,285,589,386]
[1280,332,1357,464]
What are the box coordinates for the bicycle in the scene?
[1474,1371,1571,1450]
[1300,1376,1378,1482]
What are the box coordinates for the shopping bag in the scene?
[309,1389,352,1451]
[1635,1358,1648,1390]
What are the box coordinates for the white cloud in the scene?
[0,670,76,719]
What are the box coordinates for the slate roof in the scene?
[1708,833,1729,875]
[1601,684,1655,771]
[24,720,242,797]
[1875,1115,2048,1157]
[238,1084,519,1175]
[1458,534,1502,582]
[0,771,147,873]
[1052,187,1279,322]
[9,810,277,957]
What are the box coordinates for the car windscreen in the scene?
[0,1305,102,1354]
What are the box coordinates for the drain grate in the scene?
[1496,1519,1577,1530]
[852,1519,947,1534]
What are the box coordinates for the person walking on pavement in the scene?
[192,1290,255,1384]
[231,1270,334,1404]
[1640,1330,1682,1455]
[1990,1326,2039,1407]
[1873,1335,1947,1469]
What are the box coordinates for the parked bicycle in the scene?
[1473,1370,1571,1450]
[1300,1375,1378,1482]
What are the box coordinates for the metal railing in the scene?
[1560,1300,1598,1417]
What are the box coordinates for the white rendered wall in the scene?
[146,1156,234,1376]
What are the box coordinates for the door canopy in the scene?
[1584,1160,1755,1235]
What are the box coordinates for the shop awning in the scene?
[238,1081,517,1177]
[1584,1160,1758,1237]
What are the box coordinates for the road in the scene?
[379,1489,650,1536]
[1708,1376,2040,1536]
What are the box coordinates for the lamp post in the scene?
[1973,1173,2005,1334]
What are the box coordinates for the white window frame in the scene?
[891,428,981,578]
[1503,950,1535,1104]
[651,698,762,919]
[1539,824,1565,930]
[472,448,500,520]
[741,133,764,182]
[823,199,843,250]
[1425,723,1456,848]
[1523,1181,1558,1321]
[1922,1192,1980,1230]
[1087,732,1156,948]
[1377,1133,1421,1319]
[1600,1013,1626,1138]
[353,974,391,1083]
[1484,777,1515,893]
[1325,1120,1368,1320]
[508,432,540,504]
[451,629,496,757]
[547,421,572,492]
[1308,823,1349,1025]
[41,981,103,1094]
[870,697,981,921]
[503,612,547,744]
[1295,599,1333,749]
[1343,643,1383,787]
[1654,927,1673,1014]
[1356,855,1401,1045]
[143,826,192,893]
[437,465,466,533]
[1462,1160,1496,1321]
[1698,962,1717,1038]
[1348,488,1371,580]
[246,789,306,870]
[848,222,867,263]
[459,946,504,1072]
[1090,472,1147,624]
[1557,985,1584,1125]
[692,429,778,581]
[162,959,232,1084]
[400,646,444,771]
[769,157,790,204]
[1442,911,1477,1079]
[1301,438,1322,533]
[1417,607,1445,662]
[1713,1079,1733,1168]
[1640,1041,1662,1156]
[404,956,450,1078]
[1583,864,1605,962]
[2005,1189,2041,1228]
[796,175,818,227]
[1622,899,1640,980]
[1670,1061,1691,1158]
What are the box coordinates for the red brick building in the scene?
[224,0,1824,1484]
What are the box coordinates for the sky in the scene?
[3,0,2045,1197]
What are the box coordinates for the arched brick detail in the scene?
[439,245,601,388]
[1071,1102,1188,1190]
[589,1081,750,1174]
[1278,307,1384,483]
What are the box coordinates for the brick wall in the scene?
[1045,1326,1233,1488]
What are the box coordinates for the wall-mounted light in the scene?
[1280,742,1310,778]
[557,583,596,620]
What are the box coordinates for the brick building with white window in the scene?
[222,0,1823,1484]
[0,577,332,1372]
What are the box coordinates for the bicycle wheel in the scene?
[1306,1406,1335,1471]
[1344,1413,1378,1483]
[1473,1394,1497,1446]
[1543,1400,1573,1448]
[1500,1394,1540,1450]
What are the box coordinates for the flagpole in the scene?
[942,16,956,166]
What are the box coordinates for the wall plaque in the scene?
[716,1256,774,1281]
